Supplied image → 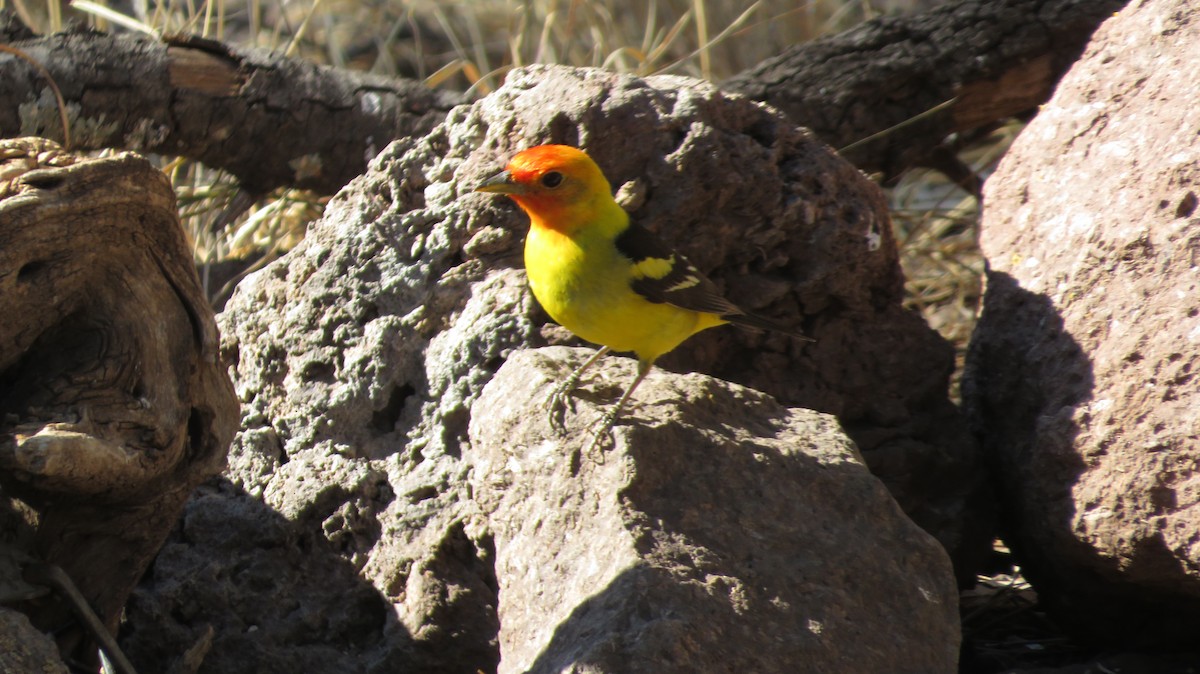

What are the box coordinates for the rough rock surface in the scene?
[964,0,1200,646]
[472,348,959,674]
[0,608,67,674]
[123,64,976,671]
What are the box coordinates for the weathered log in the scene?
[0,137,237,666]
[0,16,461,196]
[723,0,1130,180]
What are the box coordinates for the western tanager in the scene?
[476,144,807,450]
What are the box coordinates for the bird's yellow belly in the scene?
[525,228,714,362]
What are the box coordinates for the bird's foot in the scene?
[581,358,648,460]
[547,347,611,432]
[583,407,621,459]
[547,377,577,432]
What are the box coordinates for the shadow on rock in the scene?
[966,272,1200,646]
[120,478,497,674]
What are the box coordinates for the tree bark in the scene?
[723,0,1130,179]
[0,19,461,196]
[0,137,238,666]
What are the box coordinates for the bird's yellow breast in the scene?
[524,222,720,363]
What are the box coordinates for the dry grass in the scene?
[890,121,1022,397]
[7,0,954,304]
[959,543,1091,673]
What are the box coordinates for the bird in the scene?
[476,144,808,452]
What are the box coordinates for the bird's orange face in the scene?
[475,145,613,231]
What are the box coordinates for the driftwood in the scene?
[0,138,237,667]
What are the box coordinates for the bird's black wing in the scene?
[615,221,744,316]
[615,221,811,339]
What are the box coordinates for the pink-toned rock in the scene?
[965,0,1200,646]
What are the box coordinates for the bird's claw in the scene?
[583,408,620,458]
[547,394,568,432]
[584,433,611,460]
[547,380,575,432]
[548,378,616,460]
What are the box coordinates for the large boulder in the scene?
[964,0,1200,646]
[124,64,974,671]
[472,348,959,674]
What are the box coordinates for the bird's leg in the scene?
[586,359,652,455]
[548,346,610,431]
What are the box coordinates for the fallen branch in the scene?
[0,19,461,195]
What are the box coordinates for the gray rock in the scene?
[964,0,1200,647]
[472,348,960,674]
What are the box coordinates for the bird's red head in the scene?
[475,145,615,230]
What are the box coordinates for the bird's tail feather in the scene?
[722,312,814,342]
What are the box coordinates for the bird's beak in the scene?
[475,170,528,195]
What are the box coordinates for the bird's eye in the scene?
[540,171,564,188]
